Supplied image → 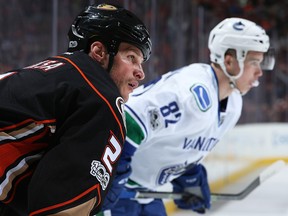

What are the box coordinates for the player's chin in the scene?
[240,86,251,95]
[121,88,132,102]
[121,94,129,102]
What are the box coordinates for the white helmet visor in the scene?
[261,48,275,70]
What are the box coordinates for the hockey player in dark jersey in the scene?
[0,3,151,216]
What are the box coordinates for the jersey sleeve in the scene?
[27,55,126,216]
[28,97,121,215]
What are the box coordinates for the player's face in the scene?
[235,51,264,94]
[110,42,145,102]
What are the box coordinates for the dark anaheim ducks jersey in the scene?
[0,51,126,215]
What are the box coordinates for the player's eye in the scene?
[128,55,135,62]
[248,59,261,67]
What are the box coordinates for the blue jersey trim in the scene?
[210,66,221,126]
[125,104,148,137]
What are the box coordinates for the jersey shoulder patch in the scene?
[190,84,212,112]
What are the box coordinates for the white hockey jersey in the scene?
[125,63,242,190]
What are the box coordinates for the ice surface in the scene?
[171,165,288,216]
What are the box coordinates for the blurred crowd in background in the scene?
[1,0,288,123]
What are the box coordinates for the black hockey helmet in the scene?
[67,3,152,62]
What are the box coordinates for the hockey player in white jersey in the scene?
[101,17,275,215]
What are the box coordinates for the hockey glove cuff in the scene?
[172,164,211,214]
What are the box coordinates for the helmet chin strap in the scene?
[107,41,120,72]
[107,55,114,72]
[228,61,260,96]
[220,60,245,95]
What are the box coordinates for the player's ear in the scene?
[89,41,109,68]
[224,53,237,74]
[224,54,233,68]
[225,54,241,76]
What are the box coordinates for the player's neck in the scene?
[212,65,234,100]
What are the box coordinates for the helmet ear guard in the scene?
[67,3,152,62]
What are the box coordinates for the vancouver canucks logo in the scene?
[233,21,245,31]
[190,84,211,112]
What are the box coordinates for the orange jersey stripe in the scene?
[3,170,33,204]
[55,56,125,142]
[0,119,56,132]
[0,128,49,177]
[29,183,101,216]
